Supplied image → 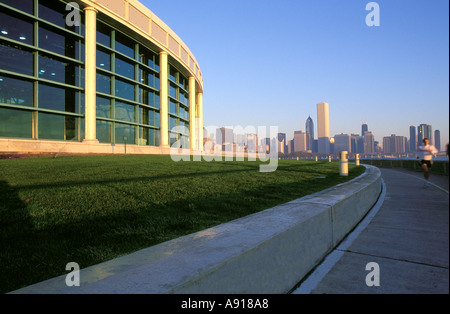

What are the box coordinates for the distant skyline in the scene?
[143,0,449,148]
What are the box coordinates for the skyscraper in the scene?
[216,127,234,153]
[418,124,433,146]
[277,133,286,154]
[361,123,368,136]
[351,134,364,153]
[364,131,375,154]
[409,125,416,152]
[317,102,330,154]
[305,116,314,152]
[294,131,308,152]
[334,133,351,153]
[383,134,406,154]
[435,129,441,151]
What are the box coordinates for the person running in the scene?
[416,138,438,187]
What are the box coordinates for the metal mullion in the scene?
[34,77,84,91]
[33,78,38,139]
[136,79,159,94]
[35,108,83,117]
[33,16,39,139]
[134,44,139,145]
[138,101,158,112]
[110,29,116,144]
[136,59,159,76]
[111,98,116,144]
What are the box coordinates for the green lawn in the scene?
[0,155,365,293]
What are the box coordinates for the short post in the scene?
[340,151,348,176]
[355,153,360,166]
[328,155,331,162]
[315,156,318,162]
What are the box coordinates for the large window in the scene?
[115,78,135,101]
[97,48,111,71]
[39,0,82,32]
[95,21,161,146]
[96,96,112,119]
[38,55,79,85]
[168,65,190,148]
[96,120,112,144]
[38,83,79,113]
[0,0,84,141]
[0,75,33,107]
[38,112,79,141]
[0,43,34,76]
[115,123,135,144]
[39,26,82,60]
[0,107,32,138]
[0,0,34,14]
[0,11,34,45]
[96,73,111,94]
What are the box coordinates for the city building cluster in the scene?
[204,102,443,157]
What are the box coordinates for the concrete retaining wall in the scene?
[11,165,382,294]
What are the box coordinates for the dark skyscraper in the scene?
[418,124,433,146]
[305,116,314,152]
[409,125,416,152]
[435,129,441,151]
[361,123,368,136]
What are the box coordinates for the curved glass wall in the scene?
[0,0,85,141]
[95,20,161,146]
[0,0,171,147]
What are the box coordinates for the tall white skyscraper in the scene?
[317,102,330,154]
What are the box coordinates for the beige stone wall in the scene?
[79,0,203,92]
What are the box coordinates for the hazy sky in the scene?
[142,0,449,148]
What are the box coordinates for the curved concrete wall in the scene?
[11,165,382,294]
[80,0,203,89]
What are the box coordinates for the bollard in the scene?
[315,156,318,162]
[328,156,331,162]
[339,151,348,176]
[355,153,360,166]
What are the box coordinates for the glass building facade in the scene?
[0,0,85,141]
[0,0,203,152]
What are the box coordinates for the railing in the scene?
[361,159,449,176]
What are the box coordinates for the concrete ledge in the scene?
[0,138,172,155]
[10,165,382,294]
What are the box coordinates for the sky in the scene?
[141,0,449,149]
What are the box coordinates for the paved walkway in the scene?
[293,167,449,294]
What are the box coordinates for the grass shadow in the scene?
[0,156,365,293]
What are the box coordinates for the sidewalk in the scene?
[293,167,449,294]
